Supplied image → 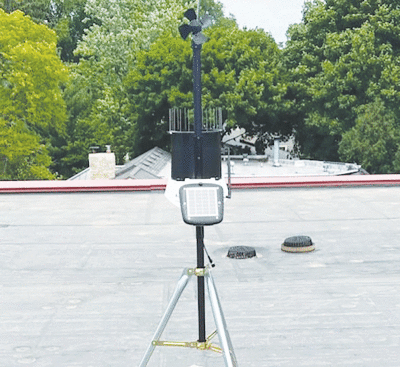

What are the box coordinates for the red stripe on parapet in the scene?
[1,175,400,194]
[229,175,400,189]
[0,179,168,193]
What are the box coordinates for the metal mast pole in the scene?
[196,226,206,342]
[193,42,203,179]
[192,39,206,343]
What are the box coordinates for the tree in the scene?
[60,0,200,175]
[198,0,224,23]
[56,0,240,176]
[123,24,291,155]
[0,118,54,180]
[73,0,197,83]
[339,98,400,173]
[0,9,68,179]
[0,0,53,22]
[284,0,400,165]
[0,0,95,63]
[53,0,96,63]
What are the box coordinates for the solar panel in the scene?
[186,187,219,219]
[179,183,224,226]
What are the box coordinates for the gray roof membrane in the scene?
[1,186,399,366]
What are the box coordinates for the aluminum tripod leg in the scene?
[205,271,238,367]
[138,268,238,367]
[139,269,191,367]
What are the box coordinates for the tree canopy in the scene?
[339,98,400,173]
[0,0,94,62]
[3,0,400,178]
[284,0,400,171]
[59,0,234,175]
[123,24,297,155]
[0,9,68,179]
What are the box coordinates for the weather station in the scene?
[139,4,238,367]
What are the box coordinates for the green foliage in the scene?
[123,24,291,155]
[60,0,199,175]
[0,0,95,63]
[0,0,54,23]
[202,26,295,139]
[0,118,55,180]
[124,23,295,152]
[198,0,225,24]
[0,9,67,179]
[6,0,400,178]
[54,0,95,63]
[284,0,400,168]
[74,0,196,76]
[123,33,192,154]
[339,98,400,173]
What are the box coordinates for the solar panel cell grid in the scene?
[186,187,218,218]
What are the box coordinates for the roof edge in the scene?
[0,179,168,194]
[1,175,400,194]
[229,175,400,189]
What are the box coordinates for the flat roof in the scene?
[221,156,361,177]
[1,185,400,366]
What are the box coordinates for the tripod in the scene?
[139,226,238,367]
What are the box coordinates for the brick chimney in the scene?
[89,146,116,179]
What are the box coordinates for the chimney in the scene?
[89,146,116,179]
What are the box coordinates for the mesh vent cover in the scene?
[227,246,256,259]
[281,236,315,253]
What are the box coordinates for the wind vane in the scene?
[179,8,212,45]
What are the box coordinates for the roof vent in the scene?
[281,236,315,253]
[273,137,281,167]
[227,246,256,259]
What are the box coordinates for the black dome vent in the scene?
[227,246,256,259]
[281,236,315,253]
